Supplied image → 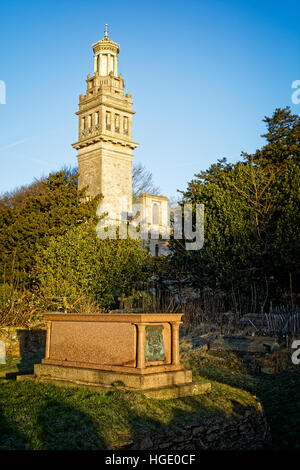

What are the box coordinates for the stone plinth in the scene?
[33,313,210,399]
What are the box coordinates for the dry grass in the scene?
[0,283,103,328]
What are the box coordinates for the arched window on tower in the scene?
[106,111,111,130]
[152,203,159,225]
[115,114,120,132]
[123,116,128,135]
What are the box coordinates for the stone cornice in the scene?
[76,98,135,115]
[140,193,169,202]
[72,135,139,150]
[92,39,120,54]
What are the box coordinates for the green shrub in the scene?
[35,224,150,310]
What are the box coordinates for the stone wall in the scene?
[0,327,46,356]
[117,405,271,450]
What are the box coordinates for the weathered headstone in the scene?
[0,340,6,364]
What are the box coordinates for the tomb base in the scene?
[30,363,211,399]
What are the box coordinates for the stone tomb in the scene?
[33,313,210,399]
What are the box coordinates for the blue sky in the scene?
[0,0,299,199]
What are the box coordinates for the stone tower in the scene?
[73,26,170,255]
[72,25,138,213]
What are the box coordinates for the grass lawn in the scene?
[0,349,299,450]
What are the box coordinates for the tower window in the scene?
[95,111,99,126]
[106,111,111,130]
[82,117,86,129]
[152,203,160,225]
[88,114,92,128]
[123,116,128,135]
[155,244,159,257]
[115,114,120,132]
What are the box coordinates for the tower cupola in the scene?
[92,25,120,77]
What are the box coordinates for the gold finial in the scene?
[104,24,108,39]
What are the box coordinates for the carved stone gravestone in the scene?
[0,341,6,364]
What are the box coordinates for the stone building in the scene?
[72,26,169,255]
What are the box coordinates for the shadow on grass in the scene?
[2,328,45,380]
[0,382,111,450]
[0,405,28,450]
[253,368,300,450]
[4,351,44,380]
[36,398,109,450]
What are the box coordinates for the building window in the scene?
[95,111,99,126]
[155,244,159,257]
[88,114,92,128]
[82,117,86,129]
[106,111,111,130]
[123,116,128,134]
[152,203,159,225]
[115,114,120,132]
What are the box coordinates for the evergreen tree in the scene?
[0,170,100,285]
[169,108,300,311]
